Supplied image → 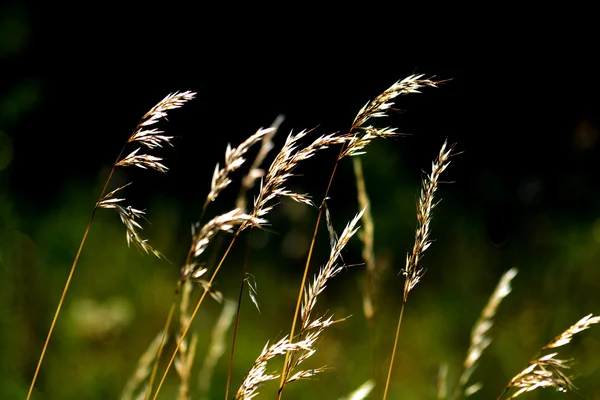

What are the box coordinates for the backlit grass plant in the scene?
[26,75,599,400]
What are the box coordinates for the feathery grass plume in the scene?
[179,209,267,282]
[454,268,518,398]
[152,127,351,400]
[383,140,455,400]
[338,380,376,400]
[120,90,197,171]
[225,124,347,398]
[277,75,443,400]
[198,300,237,399]
[498,314,600,400]
[27,90,195,400]
[121,331,169,400]
[236,115,284,212]
[300,208,365,332]
[97,184,163,258]
[340,74,439,159]
[100,90,196,257]
[206,127,274,205]
[191,123,280,399]
[235,210,364,400]
[251,130,348,218]
[234,335,320,400]
[279,209,365,390]
[145,208,262,400]
[403,140,454,300]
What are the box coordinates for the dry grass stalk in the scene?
[234,335,320,400]
[153,127,350,399]
[251,130,348,218]
[26,90,195,400]
[276,75,442,400]
[403,140,453,300]
[98,91,197,258]
[455,268,518,398]
[383,140,454,400]
[121,331,169,400]
[279,209,365,391]
[499,314,600,399]
[121,90,196,169]
[300,208,365,331]
[97,184,163,258]
[235,210,364,400]
[135,91,197,132]
[341,74,439,159]
[155,76,442,399]
[146,207,259,400]
[179,209,266,282]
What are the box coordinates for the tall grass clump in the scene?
[26,73,599,400]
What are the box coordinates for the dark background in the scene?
[1,3,599,400]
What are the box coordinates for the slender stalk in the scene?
[382,141,453,399]
[27,150,123,399]
[152,232,240,400]
[144,294,177,400]
[496,387,510,400]
[30,90,193,399]
[26,214,94,400]
[144,180,223,400]
[277,154,340,400]
[382,300,406,400]
[224,230,254,400]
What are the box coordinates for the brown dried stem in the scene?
[27,90,195,399]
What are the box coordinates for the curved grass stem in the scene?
[27,152,122,399]
[224,230,254,400]
[382,300,406,400]
[152,231,240,400]
[144,294,177,400]
[277,152,341,400]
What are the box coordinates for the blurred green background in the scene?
[1,4,600,400]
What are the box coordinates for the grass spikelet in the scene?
[278,209,365,394]
[207,127,274,205]
[383,140,455,400]
[403,140,454,299]
[97,184,163,258]
[234,336,317,400]
[252,130,348,218]
[341,74,439,158]
[498,314,600,399]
